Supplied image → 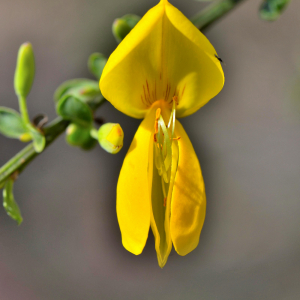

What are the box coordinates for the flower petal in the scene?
[100,2,166,118]
[170,120,206,256]
[163,2,224,117]
[100,0,224,119]
[116,108,156,254]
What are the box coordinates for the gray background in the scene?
[0,0,300,299]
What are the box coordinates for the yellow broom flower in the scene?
[100,0,224,268]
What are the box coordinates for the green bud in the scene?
[260,0,291,21]
[80,137,97,151]
[19,132,32,142]
[14,43,35,97]
[66,123,91,146]
[112,14,141,43]
[98,123,124,154]
[56,95,93,127]
[54,79,101,104]
[88,53,107,80]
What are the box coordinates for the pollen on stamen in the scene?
[163,197,167,207]
[172,136,181,140]
[153,134,157,142]
[173,96,178,106]
[156,108,161,119]
[155,120,159,134]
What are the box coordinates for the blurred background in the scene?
[1,0,300,299]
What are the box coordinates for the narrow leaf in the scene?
[0,107,29,139]
[28,124,46,153]
[54,79,101,104]
[56,95,93,127]
[3,179,23,225]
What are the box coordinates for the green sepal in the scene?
[0,107,30,139]
[112,14,141,43]
[260,0,291,21]
[14,43,35,97]
[88,53,107,80]
[57,95,93,127]
[54,79,101,104]
[3,179,23,225]
[27,124,46,153]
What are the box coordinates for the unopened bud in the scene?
[14,43,35,97]
[112,14,141,43]
[66,123,91,147]
[19,132,32,142]
[259,0,291,21]
[98,123,124,154]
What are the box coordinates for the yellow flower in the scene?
[100,0,224,268]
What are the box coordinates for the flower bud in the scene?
[14,43,35,97]
[112,14,141,43]
[259,0,291,21]
[66,123,91,146]
[98,123,124,154]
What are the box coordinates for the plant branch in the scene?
[191,0,248,31]
[0,0,250,187]
[0,117,69,185]
[0,99,105,186]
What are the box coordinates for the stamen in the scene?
[153,98,179,205]
[156,108,161,119]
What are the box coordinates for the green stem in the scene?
[191,0,247,31]
[0,117,69,185]
[0,99,105,186]
[18,95,30,124]
[90,128,98,140]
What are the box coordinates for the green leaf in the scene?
[54,79,101,104]
[0,107,29,139]
[57,95,93,127]
[112,14,141,43]
[88,53,107,80]
[28,124,46,153]
[3,179,23,225]
[260,0,291,21]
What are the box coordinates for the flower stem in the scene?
[18,95,30,124]
[191,0,247,31]
[90,128,98,140]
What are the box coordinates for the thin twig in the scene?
[0,99,105,186]
[191,0,247,31]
